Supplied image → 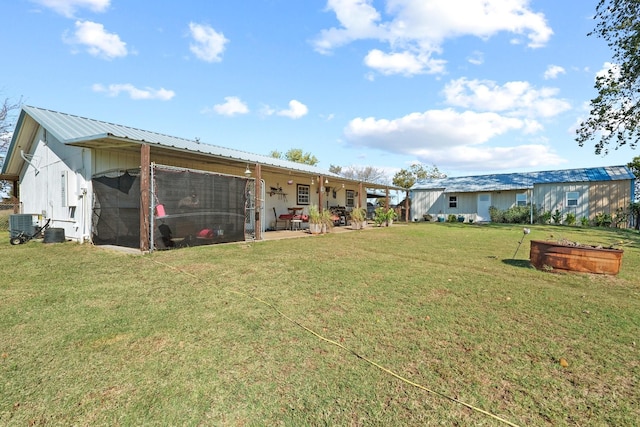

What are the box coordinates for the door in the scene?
[477,193,491,222]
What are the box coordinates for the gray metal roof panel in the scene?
[412,166,634,192]
[20,105,341,177]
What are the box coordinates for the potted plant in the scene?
[374,207,397,227]
[350,207,367,230]
[320,209,334,233]
[308,205,322,234]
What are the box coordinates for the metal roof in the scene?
[412,166,635,193]
[3,105,343,178]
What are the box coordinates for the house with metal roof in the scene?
[1,106,393,250]
[410,166,636,225]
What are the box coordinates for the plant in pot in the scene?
[320,209,334,233]
[350,207,367,230]
[374,207,397,226]
[308,205,322,234]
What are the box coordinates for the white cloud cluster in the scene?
[543,65,566,80]
[64,20,128,59]
[315,0,553,76]
[188,23,228,63]
[277,100,309,119]
[92,83,175,100]
[443,78,571,119]
[205,97,250,117]
[343,76,570,171]
[32,0,110,18]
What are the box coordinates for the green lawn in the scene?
[1,222,639,426]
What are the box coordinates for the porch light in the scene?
[244,165,251,177]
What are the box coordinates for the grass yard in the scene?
[1,221,639,426]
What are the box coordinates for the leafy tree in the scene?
[392,164,446,221]
[577,0,640,154]
[1,97,23,199]
[628,155,640,228]
[269,148,319,166]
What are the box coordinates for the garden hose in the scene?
[150,258,521,427]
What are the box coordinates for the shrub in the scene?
[538,210,552,224]
[565,212,576,226]
[490,205,534,224]
[551,209,563,224]
[489,206,504,223]
[594,212,612,227]
[580,216,590,226]
[447,214,457,223]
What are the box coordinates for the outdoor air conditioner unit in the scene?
[9,214,37,239]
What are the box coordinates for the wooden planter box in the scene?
[529,240,623,275]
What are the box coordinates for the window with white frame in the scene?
[516,193,527,207]
[346,190,355,207]
[566,191,579,207]
[297,184,310,205]
[449,195,457,208]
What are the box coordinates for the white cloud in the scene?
[543,65,566,80]
[32,0,110,17]
[443,78,571,118]
[342,102,566,172]
[364,49,446,76]
[92,83,175,100]
[314,0,553,76]
[188,22,228,63]
[345,109,526,151]
[205,96,249,116]
[276,100,308,119]
[467,51,484,65]
[64,20,128,59]
[413,144,566,171]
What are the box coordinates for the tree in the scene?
[1,97,23,199]
[576,0,640,154]
[331,164,388,184]
[269,148,319,166]
[392,164,446,221]
[628,155,640,229]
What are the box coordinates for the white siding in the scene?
[534,183,589,220]
[19,128,93,242]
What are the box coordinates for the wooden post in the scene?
[358,182,364,207]
[318,175,324,212]
[140,144,150,252]
[405,191,410,222]
[255,163,262,240]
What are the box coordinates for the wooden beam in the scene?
[140,144,150,251]
[255,163,262,241]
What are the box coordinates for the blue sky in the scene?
[2,0,637,181]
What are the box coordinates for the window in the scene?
[449,196,457,208]
[566,191,579,207]
[346,190,355,207]
[297,184,310,205]
[516,193,527,207]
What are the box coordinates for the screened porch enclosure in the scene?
[92,164,255,250]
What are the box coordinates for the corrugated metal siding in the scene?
[589,181,632,218]
[534,183,590,219]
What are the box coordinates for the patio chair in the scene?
[272,207,288,230]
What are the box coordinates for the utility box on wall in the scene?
[61,170,77,207]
